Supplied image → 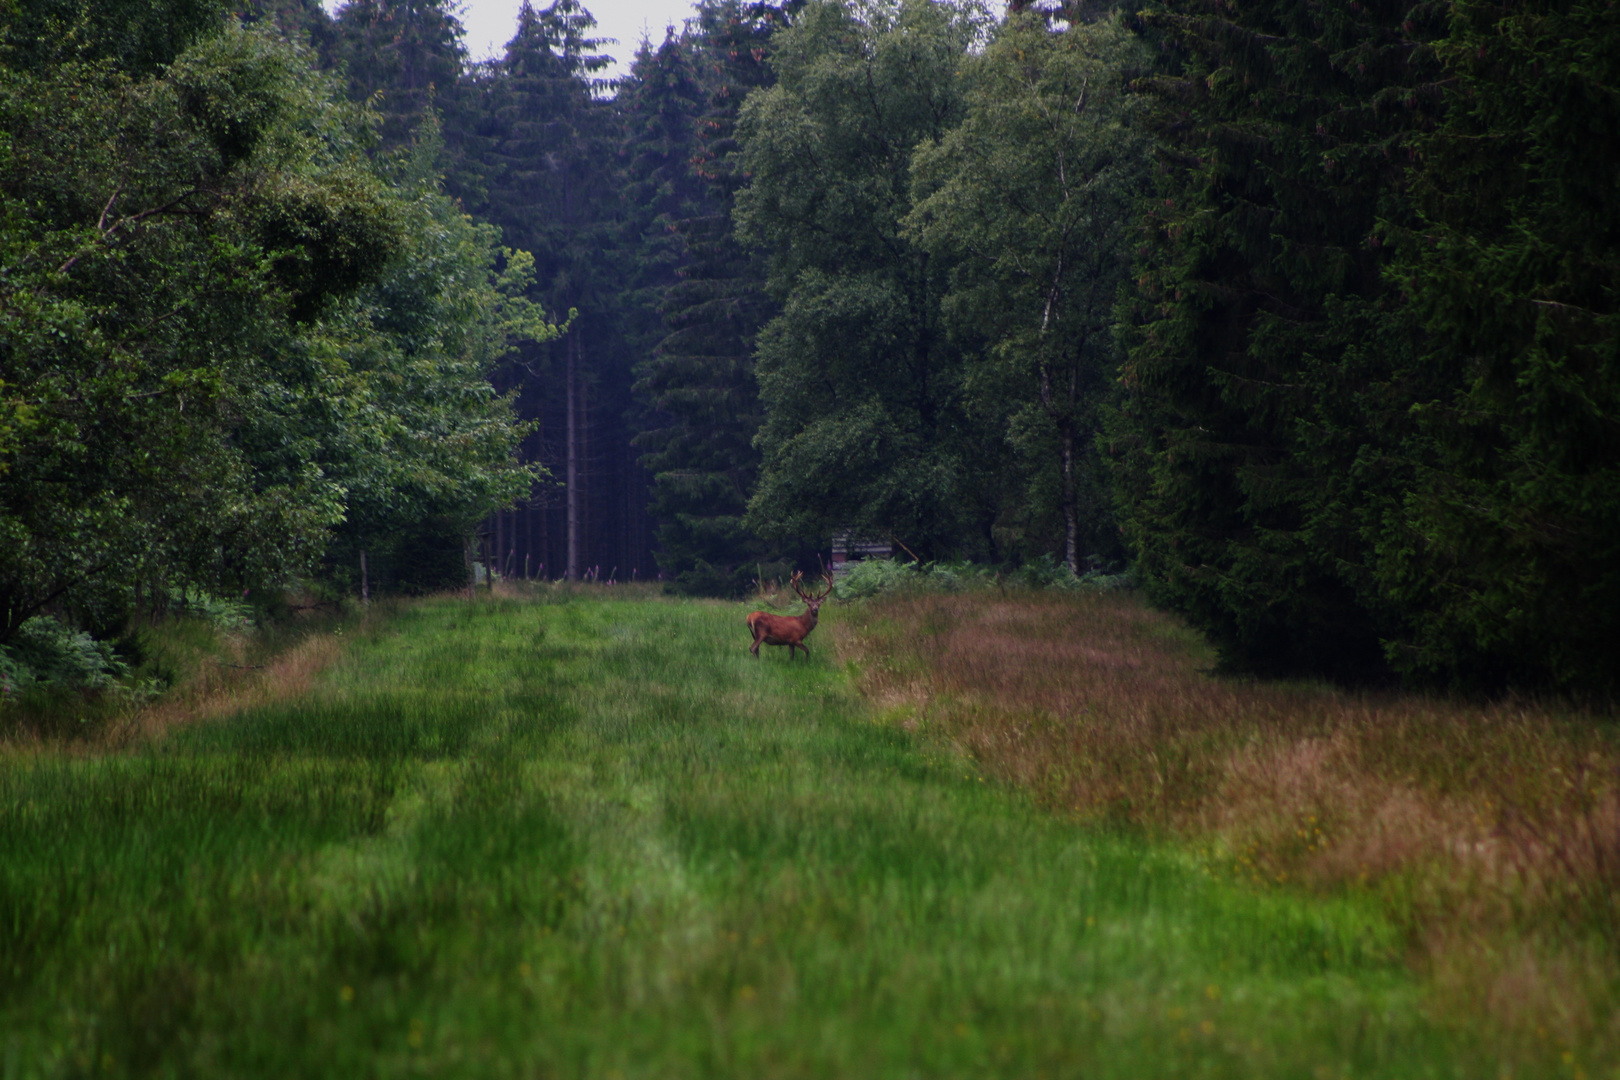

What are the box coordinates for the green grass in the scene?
[0,593,1512,1077]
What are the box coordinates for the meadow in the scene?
[0,587,1609,1077]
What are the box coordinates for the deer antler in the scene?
[749,569,833,660]
[792,571,834,600]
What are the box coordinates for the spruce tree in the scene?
[332,0,467,152]
[616,30,709,378]
[1110,0,1447,679]
[1387,0,1620,691]
[240,0,337,62]
[474,0,622,581]
[632,0,797,595]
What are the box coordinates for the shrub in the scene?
[0,616,129,693]
[834,558,927,600]
[832,556,1131,601]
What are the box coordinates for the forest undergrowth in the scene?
[834,589,1620,1057]
[0,604,358,748]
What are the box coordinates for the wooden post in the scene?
[360,549,370,603]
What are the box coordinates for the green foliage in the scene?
[330,0,467,153]
[616,29,709,361]
[1107,0,1618,693]
[0,24,368,640]
[10,0,1612,695]
[737,0,996,558]
[1384,0,1620,692]
[0,7,552,646]
[468,0,616,327]
[171,591,254,632]
[0,616,129,693]
[314,135,557,568]
[458,0,641,583]
[1109,0,1446,680]
[832,554,1129,599]
[908,12,1149,571]
[832,557,928,599]
[0,0,234,74]
[632,2,793,596]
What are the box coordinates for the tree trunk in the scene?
[1040,358,1081,577]
[566,331,581,581]
[582,371,592,578]
[495,511,505,582]
[360,549,370,603]
[539,488,550,580]
[1058,419,1078,576]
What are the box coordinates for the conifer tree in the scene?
[1387,0,1620,690]
[332,0,467,152]
[240,0,337,62]
[615,30,709,371]
[632,0,796,594]
[473,0,621,580]
[1110,0,1446,678]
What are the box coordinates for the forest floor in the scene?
[0,587,1613,1077]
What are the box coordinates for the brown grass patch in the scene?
[834,589,1620,1044]
[127,629,347,742]
[0,606,358,753]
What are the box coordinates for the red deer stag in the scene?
[746,571,834,659]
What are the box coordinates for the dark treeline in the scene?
[2,0,1616,696]
[725,0,1618,695]
[1115,0,1618,692]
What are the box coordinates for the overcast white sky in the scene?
[464,0,697,77]
[322,1,698,81]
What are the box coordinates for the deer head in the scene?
[791,569,834,617]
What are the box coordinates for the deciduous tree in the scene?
[909,11,1148,571]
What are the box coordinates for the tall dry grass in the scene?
[0,602,360,751]
[835,590,1620,1049]
[127,629,348,742]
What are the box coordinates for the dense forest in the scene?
[2,0,1616,694]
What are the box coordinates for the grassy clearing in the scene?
[837,588,1620,1066]
[0,588,1583,1076]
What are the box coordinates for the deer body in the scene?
[747,571,833,659]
